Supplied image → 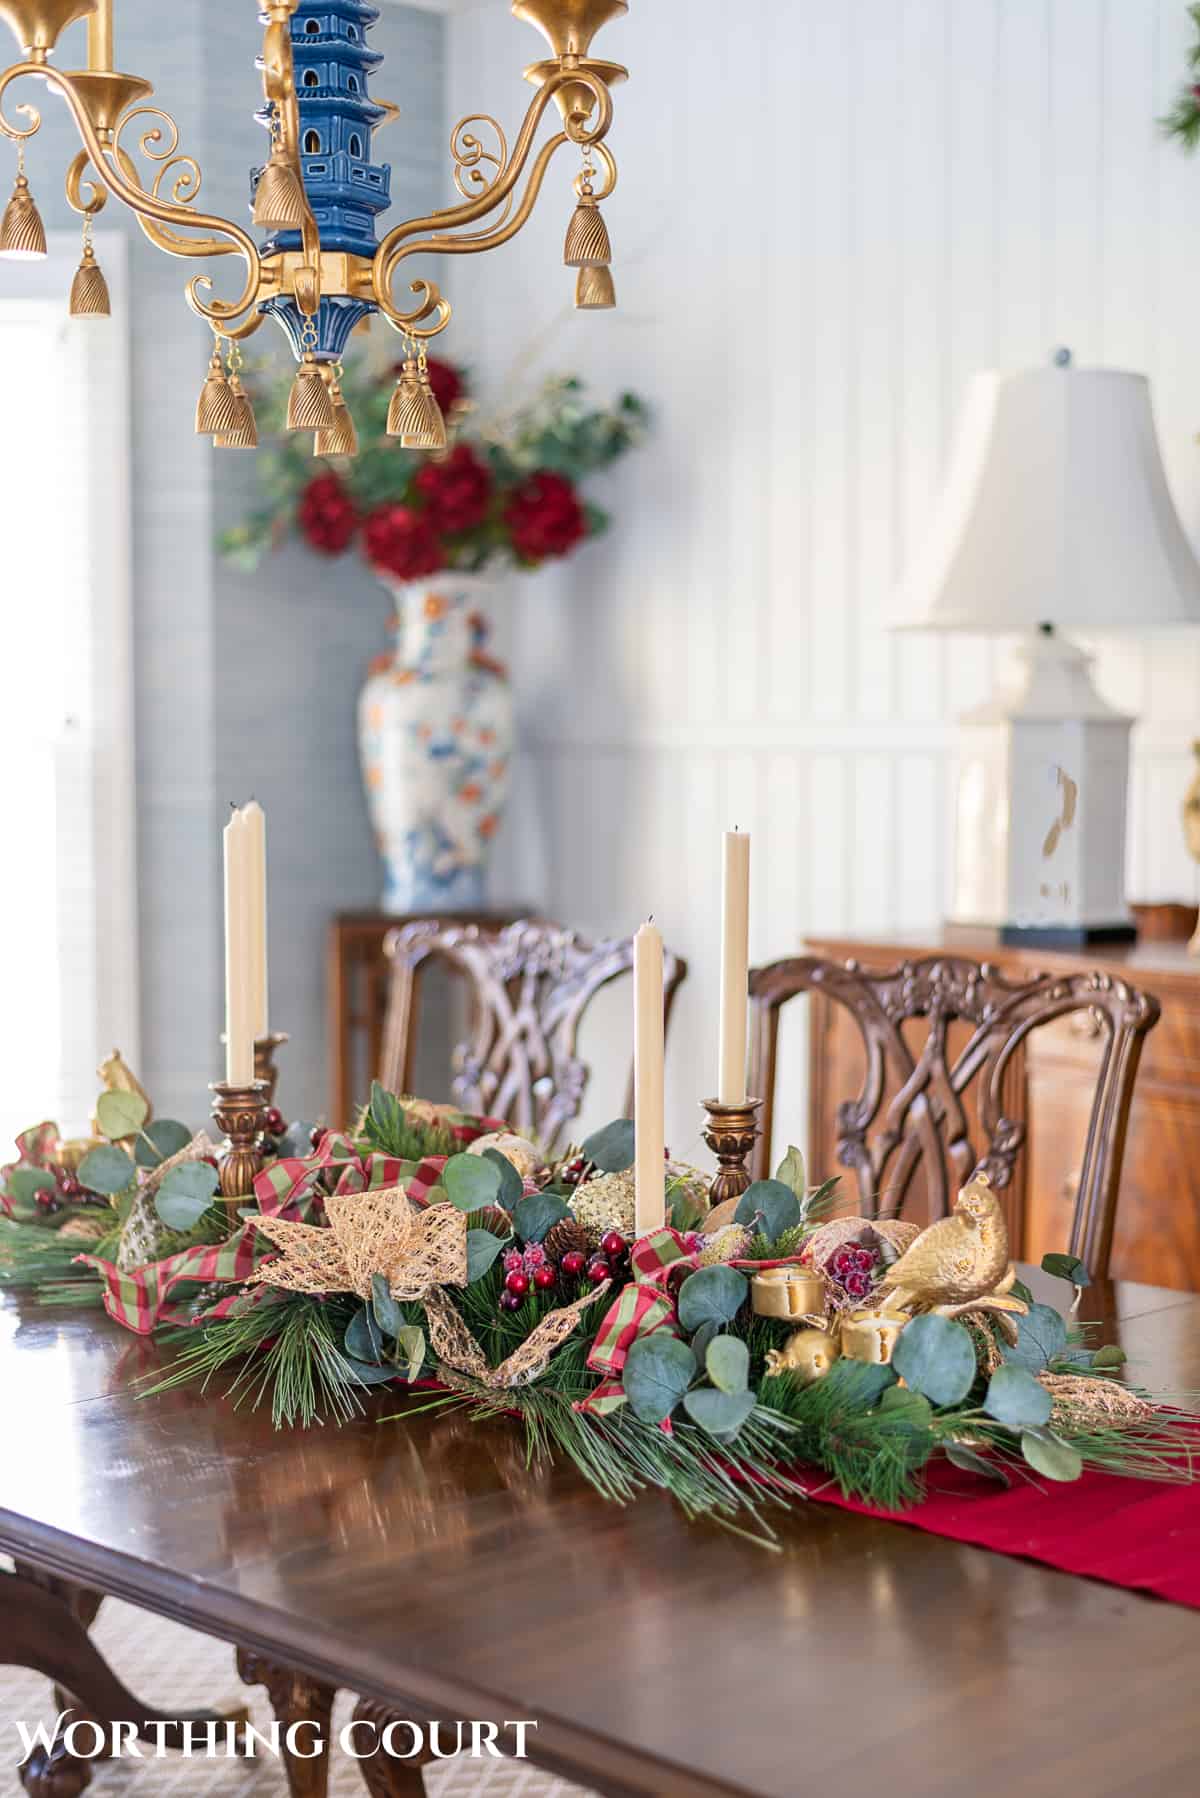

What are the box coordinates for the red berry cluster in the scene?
[500,1242,558,1311]
[498,1229,628,1311]
[825,1241,879,1301]
[36,1163,84,1214]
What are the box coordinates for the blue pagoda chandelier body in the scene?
[0,0,626,449]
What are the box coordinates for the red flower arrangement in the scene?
[504,470,587,563]
[224,357,647,581]
[297,472,359,556]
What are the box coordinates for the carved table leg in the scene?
[350,1697,433,1798]
[2,1567,247,1797]
[237,1649,336,1798]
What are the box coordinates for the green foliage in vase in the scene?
[218,342,648,579]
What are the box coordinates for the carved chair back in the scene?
[380,919,688,1155]
[747,953,1159,1278]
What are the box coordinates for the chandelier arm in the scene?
[0,62,263,326]
[372,64,613,308]
[375,128,589,341]
[65,146,105,216]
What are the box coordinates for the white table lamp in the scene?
[895,355,1200,946]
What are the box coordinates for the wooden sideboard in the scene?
[802,928,1200,1291]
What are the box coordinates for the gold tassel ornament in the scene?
[195,343,240,436]
[387,357,422,439]
[287,351,337,433]
[563,196,611,268]
[314,366,358,457]
[252,137,308,231]
[215,372,258,449]
[575,263,616,309]
[69,224,110,318]
[387,349,446,450]
[0,162,47,262]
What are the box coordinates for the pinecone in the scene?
[544,1217,598,1263]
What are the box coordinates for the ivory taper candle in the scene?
[223,807,255,1085]
[718,830,751,1105]
[242,800,269,1040]
[633,919,666,1235]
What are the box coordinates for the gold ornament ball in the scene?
[765,1327,839,1384]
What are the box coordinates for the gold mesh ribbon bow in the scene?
[249,1187,468,1301]
[423,1284,610,1391]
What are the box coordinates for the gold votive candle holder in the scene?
[751,1264,827,1320]
[840,1310,909,1366]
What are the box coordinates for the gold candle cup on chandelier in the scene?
[751,1264,827,1321]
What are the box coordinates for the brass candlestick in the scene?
[701,1098,763,1207]
[254,1032,289,1108]
[210,1079,270,1209]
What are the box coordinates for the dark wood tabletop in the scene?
[3,1269,1199,1798]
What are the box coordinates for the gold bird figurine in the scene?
[91,1050,153,1136]
[879,1173,1028,1341]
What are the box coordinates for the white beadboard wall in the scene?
[446,0,1200,1163]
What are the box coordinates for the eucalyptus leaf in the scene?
[774,1145,807,1201]
[155,1160,219,1230]
[134,1118,192,1169]
[676,1265,749,1333]
[277,1120,317,1159]
[343,1355,399,1388]
[1002,1302,1068,1373]
[466,1228,507,1283]
[371,1272,402,1339]
[622,1334,696,1424]
[983,1364,1053,1430]
[1041,1251,1090,1288]
[705,1334,750,1394]
[1021,1427,1083,1482]
[345,1304,383,1365]
[878,1385,934,1430]
[78,1144,137,1198]
[392,1324,426,1384]
[945,1441,1010,1486]
[891,1313,977,1407]
[689,1319,719,1363]
[482,1148,525,1209]
[513,1192,570,1245]
[580,1118,636,1174]
[95,1090,149,1141]
[1091,1343,1127,1371]
[8,1167,56,1206]
[442,1153,502,1212]
[732,1178,802,1245]
[682,1387,756,1441]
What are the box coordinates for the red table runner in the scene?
[798,1454,1200,1606]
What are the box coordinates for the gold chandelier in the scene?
[0,0,626,451]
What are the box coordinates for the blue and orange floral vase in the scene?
[358,576,514,914]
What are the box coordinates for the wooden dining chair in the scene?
[379,918,688,1154]
[747,953,1160,1278]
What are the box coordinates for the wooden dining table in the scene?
[2,1265,1199,1798]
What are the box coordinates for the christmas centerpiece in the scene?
[222,355,647,911]
[2,809,1193,1552]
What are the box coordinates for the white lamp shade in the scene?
[895,365,1200,632]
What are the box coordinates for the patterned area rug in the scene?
[0,1594,594,1797]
